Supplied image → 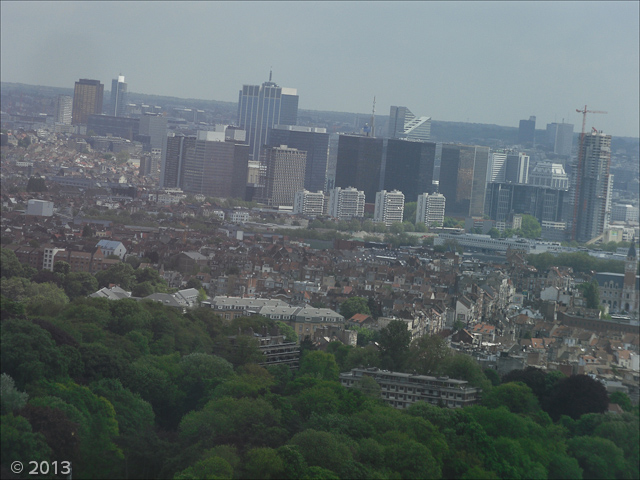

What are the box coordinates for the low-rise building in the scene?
[340,367,481,409]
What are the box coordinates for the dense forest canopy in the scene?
[0,250,638,479]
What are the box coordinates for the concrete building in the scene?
[574,131,612,242]
[26,199,53,216]
[237,75,299,160]
[374,189,405,226]
[257,145,306,207]
[328,186,365,220]
[388,106,431,141]
[529,162,569,190]
[72,79,104,125]
[611,204,639,223]
[55,95,72,125]
[416,192,446,227]
[294,190,325,217]
[340,367,481,409]
[139,113,167,150]
[182,130,249,200]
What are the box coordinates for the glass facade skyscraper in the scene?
[237,78,298,160]
[72,79,104,125]
[439,144,490,217]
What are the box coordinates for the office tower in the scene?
[72,79,104,125]
[488,151,507,183]
[161,134,196,188]
[110,75,128,117]
[484,183,567,228]
[439,144,490,217]
[269,125,329,193]
[374,190,405,226]
[328,187,365,220]
[237,75,299,160]
[258,145,306,206]
[293,190,325,217]
[139,113,167,150]
[87,115,139,140]
[388,106,431,141]
[180,130,249,199]
[574,131,612,242]
[611,204,639,223]
[335,135,384,201]
[546,122,574,156]
[416,193,446,227]
[518,116,536,146]
[383,139,437,202]
[504,152,529,184]
[55,95,72,125]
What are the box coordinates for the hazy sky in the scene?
[2,1,639,137]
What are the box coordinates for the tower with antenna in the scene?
[370,96,376,138]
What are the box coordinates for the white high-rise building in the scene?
[488,151,507,183]
[388,106,431,141]
[55,95,72,125]
[328,187,365,220]
[374,190,405,226]
[294,190,325,217]
[416,193,446,227]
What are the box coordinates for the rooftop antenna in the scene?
[370,96,376,138]
[269,67,272,83]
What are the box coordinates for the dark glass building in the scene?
[383,139,436,202]
[439,144,490,217]
[485,183,567,225]
[268,126,329,193]
[335,135,384,202]
[518,116,536,146]
[161,134,196,189]
[110,75,128,117]
[87,115,139,141]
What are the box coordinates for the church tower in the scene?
[622,238,638,315]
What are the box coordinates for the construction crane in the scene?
[571,105,607,241]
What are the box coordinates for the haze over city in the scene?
[1,1,638,138]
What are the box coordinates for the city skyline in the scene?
[1,1,638,138]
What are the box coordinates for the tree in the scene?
[0,373,28,414]
[64,272,98,299]
[243,447,285,479]
[95,262,136,290]
[389,222,405,234]
[1,414,52,468]
[378,320,412,370]
[116,150,130,164]
[577,280,601,310]
[299,351,339,382]
[406,334,451,375]
[26,176,47,192]
[482,382,540,414]
[403,202,417,223]
[53,260,71,275]
[82,224,93,238]
[520,215,541,239]
[544,374,609,421]
[339,296,371,320]
[442,354,492,391]
[567,436,625,479]
[186,277,202,290]
[608,391,632,412]
[1,248,25,278]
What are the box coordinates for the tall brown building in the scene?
[72,79,104,125]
